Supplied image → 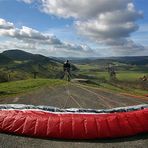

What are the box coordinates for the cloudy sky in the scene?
[0,0,148,57]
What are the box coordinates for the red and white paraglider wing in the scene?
[0,104,148,139]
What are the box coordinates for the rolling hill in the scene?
[0,54,12,65]
[0,50,65,81]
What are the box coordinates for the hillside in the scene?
[0,50,64,81]
[0,54,12,65]
[2,50,35,61]
[2,49,60,64]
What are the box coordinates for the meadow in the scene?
[0,79,66,98]
[76,63,148,96]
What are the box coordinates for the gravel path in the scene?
[0,82,148,148]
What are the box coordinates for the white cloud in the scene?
[19,0,134,19]
[2,0,148,57]
[0,18,94,56]
[19,0,147,56]
[74,2,143,46]
[39,0,132,20]
[0,25,62,45]
[0,40,95,57]
[0,18,14,30]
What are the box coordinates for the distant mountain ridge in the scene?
[112,56,148,65]
[70,56,148,65]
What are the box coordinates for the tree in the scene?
[32,71,38,79]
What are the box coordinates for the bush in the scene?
[0,71,9,82]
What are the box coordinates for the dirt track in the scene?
[0,82,148,148]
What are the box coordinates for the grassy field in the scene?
[0,79,66,97]
[78,66,148,81]
[79,71,147,81]
[0,63,147,98]
[100,71,147,81]
[98,82,148,96]
[116,71,147,81]
[76,64,148,96]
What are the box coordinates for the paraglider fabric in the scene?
[0,104,148,139]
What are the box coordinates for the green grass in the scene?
[76,64,99,70]
[77,63,148,81]
[83,81,148,96]
[97,71,148,81]
[80,70,147,81]
[78,67,148,96]
[0,79,66,97]
[116,71,147,81]
[98,82,148,96]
